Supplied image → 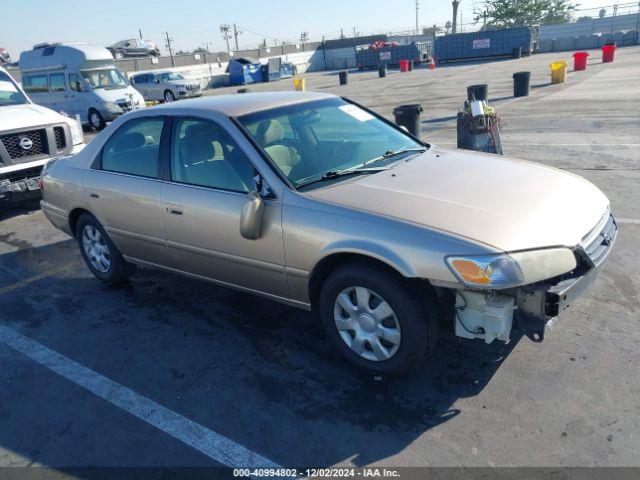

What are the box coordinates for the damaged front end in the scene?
[0,166,43,203]
[451,212,618,344]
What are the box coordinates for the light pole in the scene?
[220,24,231,52]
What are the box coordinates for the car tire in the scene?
[319,263,438,376]
[88,109,105,131]
[164,90,175,103]
[76,213,135,286]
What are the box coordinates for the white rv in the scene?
[19,43,145,130]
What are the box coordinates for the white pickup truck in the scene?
[0,66,84,203]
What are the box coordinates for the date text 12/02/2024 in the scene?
[233,468,401,478]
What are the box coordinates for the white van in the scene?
[19,43,145,130]
[0,65,84,203]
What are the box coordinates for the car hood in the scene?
[0,103,72,131]
[305,146,609,252]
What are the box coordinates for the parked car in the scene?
[130,71,202,103]
[0,48,11,65]
[40,92,616,375]
[0,65,84,203]
[19,43,145,130]
[108,39,160,60]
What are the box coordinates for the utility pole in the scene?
[233,23,242,51]
[220,24,231,52]
[452,0,460,34]
[300,32,309,49]
[138,29,143,40]
[340,28,345,39]
[415,0,420,35]
[611,2,618,34]
[164,31,174,66]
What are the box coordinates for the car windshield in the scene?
[0,72,28,106]
[159,72,184,81]
[81,68,128,89]
[239,98,425,188]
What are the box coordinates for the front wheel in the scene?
[88,109,105,131]
[164,90,175,103]
[319,264,438,376]
[76,213,135,286]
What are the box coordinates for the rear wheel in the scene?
[319,263,438,375]
[76,213,135,286]
[88,109,105,131]
[164,90,175,103]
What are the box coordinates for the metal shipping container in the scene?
[434,27,534,62]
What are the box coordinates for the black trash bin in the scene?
[513,71,531,97]
[339,70,348,85]
[512,47,522,59]
[408,60,414,71]
[467,84,489,101]
[378,65,387,78]
[393,104,423,138]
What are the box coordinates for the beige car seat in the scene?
[255,119,300,176]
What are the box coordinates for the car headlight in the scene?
[104,102,122,113]
[69,118,84,145]
[446,248,577,289]
[446,254,524,288]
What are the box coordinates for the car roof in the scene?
[152,91,337,117]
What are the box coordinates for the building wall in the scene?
[539,13,640,40]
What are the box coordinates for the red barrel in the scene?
[573,51,589,71]
[602,44,616,63]
[399,60,409,72]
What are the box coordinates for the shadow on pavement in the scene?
[0,238,521,470]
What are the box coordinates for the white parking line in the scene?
[0,326,280,469]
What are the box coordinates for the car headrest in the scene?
[113,132,145,152]
[256,119,284,146]
[185,122,217,139]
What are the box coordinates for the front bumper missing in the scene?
[0,175,41,202]
[516,265,600,342]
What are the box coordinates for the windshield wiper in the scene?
[361,147,427,168]
[298,166,388,188]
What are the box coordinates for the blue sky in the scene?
[3,0,615,56]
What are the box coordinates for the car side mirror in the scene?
[240,191,265,240]
[155,78,160,84]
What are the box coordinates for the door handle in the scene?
[166,204,183,215]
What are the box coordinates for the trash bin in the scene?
[573,51,589,71]
[550,61,568,84]
[393,104,423,138]
[512,71,531,97]
[378,65,387,78]
[293,78,306,91]
[467,84,489,101]
[399,60,410,72]
[339,70,348,85]
[602,44,616,63]
[408,60,414,71]
[512,47,522,59]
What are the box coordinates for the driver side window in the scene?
[171,118,255,193]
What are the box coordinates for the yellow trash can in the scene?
[293,78,306,91]
[550,61,568,84]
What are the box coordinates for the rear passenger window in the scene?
[101,118,164,178]
[22,74,49,93]
[49,73,66,92]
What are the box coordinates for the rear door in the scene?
[83,116,170,266]
[161,116,288,297]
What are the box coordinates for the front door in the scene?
[83,116,169,266]
[161,117,288,298]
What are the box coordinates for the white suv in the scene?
[0,66,84,203]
